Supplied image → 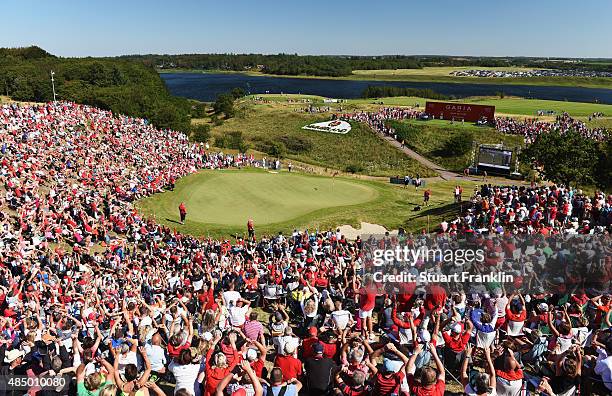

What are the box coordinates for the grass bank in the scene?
[204,100,436,177]
[388,119,524,172]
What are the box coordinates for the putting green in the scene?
[139,169,378,228]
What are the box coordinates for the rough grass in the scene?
[137,168,482,238]
[197,95,608,177]
[207,101,436,177]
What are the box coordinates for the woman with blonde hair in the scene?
[204,332,240,396]
[98,383,119,396]
[76,356,116,396]
[300,283,321,334]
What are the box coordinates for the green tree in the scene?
[213,93,235,118]
[0,48,193,132]
[191,103,207,118]
[268,141,285,158]
[594,140,611,190]
[442,131,473,156]
[214,135,228,148]
[190,124,211,143]
[346,163,365,173]
[520,130,599,187]
[230,87,245,99]
[227,131,244,149]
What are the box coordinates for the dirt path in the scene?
[375,132,459,180]
[371,126,532,186]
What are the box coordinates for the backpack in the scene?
[266,385,288,396]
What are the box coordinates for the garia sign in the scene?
[425,101,495,122]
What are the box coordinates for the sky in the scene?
[1,0,611,58]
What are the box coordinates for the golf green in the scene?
[138,169,378,228]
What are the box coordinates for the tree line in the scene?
[121,53,423,77]
[0,46,192,131]
[122,53,612,76]
[361,85,451,100]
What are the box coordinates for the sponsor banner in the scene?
[425,101,495,122]
[302,120,351,134]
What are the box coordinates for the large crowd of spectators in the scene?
[494,113,608,144]
[338,108,422,142]
[450,69,612,79]
[0,101,611,396]
[338,108,608,145]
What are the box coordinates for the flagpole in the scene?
[50,71,57,103]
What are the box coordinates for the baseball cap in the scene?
[312,343,324,354]
[284,343,296,355]
[451,323,462,334]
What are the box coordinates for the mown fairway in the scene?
[137,168,483,237]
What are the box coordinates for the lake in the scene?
[161,72,612,104]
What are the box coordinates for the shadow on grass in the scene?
[414,201,462,219]
[404,201,463,232]
[165,218,183,225]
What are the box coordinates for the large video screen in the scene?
[478,147,512,170]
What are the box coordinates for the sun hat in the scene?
[284,343,296,355]
[4,349,24,363]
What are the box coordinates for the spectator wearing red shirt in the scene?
[178,202,187,224]
[424,284,447,318]
[301,326,320,360]
[354,275,377,342]
[274,344,303,382]
[369,343,409,396]
[406,342,445,396]
[167,316,194,360]
[505,293,527,334]
[592,294,612,329]
[441,318,473,372]
[244,338,267,378]
[204,334,240,396]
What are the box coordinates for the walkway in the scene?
[376,132,459,180]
